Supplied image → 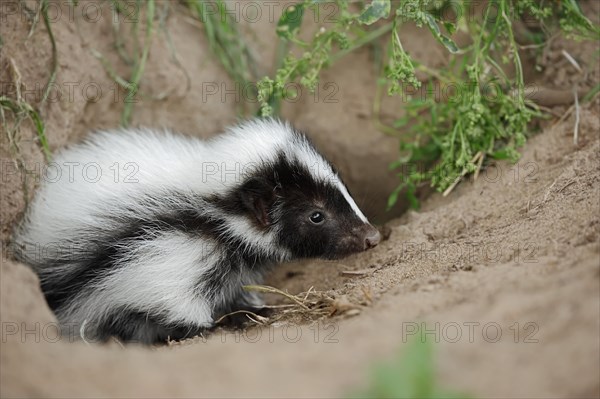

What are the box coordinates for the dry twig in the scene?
[573,87,580,145]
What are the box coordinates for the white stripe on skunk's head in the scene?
[221,119,380,260]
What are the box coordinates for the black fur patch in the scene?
[230,152,367,259]
[94,307,205,344]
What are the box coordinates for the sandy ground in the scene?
[1,1,599,398]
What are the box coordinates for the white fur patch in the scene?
[59,231,215,329]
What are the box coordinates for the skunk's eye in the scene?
[309,212,325,225]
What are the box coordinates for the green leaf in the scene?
[393,115,410,128]
[406,182,420,210]
[386,184,403,210]
[443,21,456,35]
[582,83,600,103]
[358,0,391,25]
[276,3,305,39]
[351,336,471,398]
[490,149,511,160]
[27,108,52,161]
[423,13,459,53]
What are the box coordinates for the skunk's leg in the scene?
[95,309,205,345]
[214,289,273,329]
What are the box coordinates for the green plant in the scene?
[93,0,162,127]
[8,0,597,211]
[351,336,469,398]
[86,0,257,122]
[1,58,51,204]
[256,0,599,209]
[185,0,258,115]
[1,0,54,162]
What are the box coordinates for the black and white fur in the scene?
[14,119,380,344]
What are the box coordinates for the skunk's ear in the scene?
[240,177,277,227]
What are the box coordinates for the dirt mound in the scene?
[1,1,599,398]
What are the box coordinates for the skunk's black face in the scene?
[239,156,380,260]
[275,186,381,259]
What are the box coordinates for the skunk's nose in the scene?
[364,226,381,250]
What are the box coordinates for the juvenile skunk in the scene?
[14,119,380,344]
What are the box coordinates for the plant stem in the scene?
[331,22,394,63]
[121,0,155,127]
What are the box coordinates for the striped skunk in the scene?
[13,118,380,344]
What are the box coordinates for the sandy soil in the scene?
[1,1,599,398]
